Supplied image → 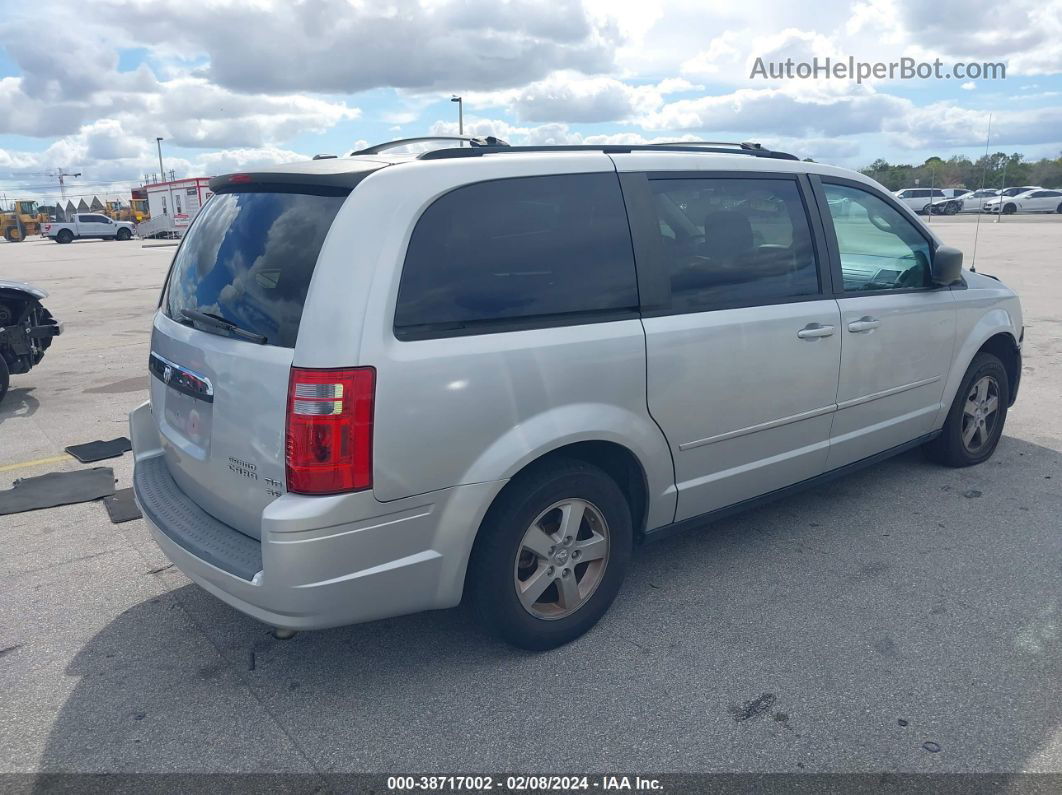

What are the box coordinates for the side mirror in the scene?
[931,245,963,285]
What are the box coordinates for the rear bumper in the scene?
[129,400,506,630]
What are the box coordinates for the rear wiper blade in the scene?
[180,309,267,344]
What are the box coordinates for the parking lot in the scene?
[1,217,1059,776]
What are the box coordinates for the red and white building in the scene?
[145,177,214,229]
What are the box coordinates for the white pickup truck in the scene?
[43,213,136,243]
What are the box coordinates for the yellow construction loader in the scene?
[1,200,48,242]
[129,198,150,223]
[105,198,150,224]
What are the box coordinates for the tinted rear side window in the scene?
[162,190,346,347]
[394,173,638,337]
[649,177,820,312]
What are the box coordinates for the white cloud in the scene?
[510,74,644,122]
[0,69,359,146]
[895,0,1062,74]
[884,103,1062,149]
[2,0,1062,203]
[642,84,909,137]
[681,32,743,77]
[54,0,618,95]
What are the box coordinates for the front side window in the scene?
[823,183,932,292]
[395,173,638,335]
[649,177,820,311]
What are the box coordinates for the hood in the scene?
[0,279,48,299]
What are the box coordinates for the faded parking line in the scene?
[0,453,71,473]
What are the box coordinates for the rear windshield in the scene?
[162,189,346,347]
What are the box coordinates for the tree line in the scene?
[860,152,1062,191]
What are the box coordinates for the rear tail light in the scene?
[285,367,375,495]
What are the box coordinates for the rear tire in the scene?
[1056,203,1062,214]
[0,355,9,404]
[924,352,1009,467]
[468,458,633,650]
[56,229,73,244]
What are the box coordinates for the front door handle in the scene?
[797,323,835,340]
[848,316,881,333]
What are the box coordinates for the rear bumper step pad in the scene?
[133,455,262,581]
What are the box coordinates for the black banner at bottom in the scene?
[3,773,1061,795]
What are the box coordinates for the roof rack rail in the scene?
[350,136,510,155]
[647,140,767,151]
[417,143,799,161]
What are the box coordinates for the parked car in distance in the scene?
[999,186,1041,197]
[130,140,1024,650]
[44,213,135,243]
[894,187,947,214]
[984,188,1062,215]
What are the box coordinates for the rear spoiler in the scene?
[210,166,382,193]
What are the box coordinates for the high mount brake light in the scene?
[285,367,375,495]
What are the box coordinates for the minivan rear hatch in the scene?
[149,162,381,539]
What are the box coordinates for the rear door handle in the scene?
[848,316,881,333]
[797,323,835,340]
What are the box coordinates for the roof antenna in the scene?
[970,112,992,273]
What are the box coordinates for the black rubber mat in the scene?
[0,468,116,515]
[64,437,132,463]
[103,487,142,524]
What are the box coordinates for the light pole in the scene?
[450,95,463,136]
[156,137,176,223]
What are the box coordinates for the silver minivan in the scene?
[131,140,1023,649]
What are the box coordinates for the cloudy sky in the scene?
[1,0,1060,205]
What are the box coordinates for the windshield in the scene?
[161,189,347,347]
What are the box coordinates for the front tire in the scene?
[925,352,1009,467]
[468,459,633,650]
[116,228,131,241]
[1003,203,1017,215]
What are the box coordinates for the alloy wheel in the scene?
[961,375,1000,453]
[513,498,610,620]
